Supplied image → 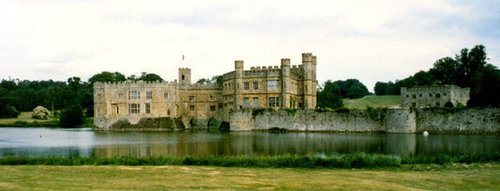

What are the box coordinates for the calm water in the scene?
[0,127,498,157]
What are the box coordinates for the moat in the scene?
[0,128,498,158]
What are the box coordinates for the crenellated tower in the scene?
[178,68,191,85]
[281,58,291,109]
[234,60,244,109]
[302,53,317,109]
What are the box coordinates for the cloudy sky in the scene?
[1,0,499,91]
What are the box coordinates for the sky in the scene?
[1,0,499,92]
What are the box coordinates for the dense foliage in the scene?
[317,79,369,109]
[374,45,500,107]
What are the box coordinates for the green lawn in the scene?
[343,95,401,109]
[0,112,59,126]
[0,163,498,190]
[0,112,93,127]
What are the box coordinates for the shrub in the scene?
[0,104,19,118]
[32,106,50,119]
[59,104,84,127]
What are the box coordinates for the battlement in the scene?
[235,60,244,69]
[178,82,221,89]
[302,53,317,65]
[93,80,178,89]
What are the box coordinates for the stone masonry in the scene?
[93,53,318,129]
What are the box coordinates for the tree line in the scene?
[0,72,164,126]
[374,44,500,107]
[316,79,370,109]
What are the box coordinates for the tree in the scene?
[196,78,211,84]
[89,71,126,84]
[138,72,163,82]
[0,102,19,118]
[317,80,343,109]
[331,79,369,99]
[430,57,459,84]
[59,103,84,127]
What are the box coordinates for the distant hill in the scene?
[342,95,401,109]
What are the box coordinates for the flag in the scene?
[182,55,185,61]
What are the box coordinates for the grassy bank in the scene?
[0,112,93,127]
[1,163,499,190]
[343,95,401,109]
[1,152,499,168]
[0,112,59,127]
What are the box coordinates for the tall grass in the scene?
[1,152,498,168]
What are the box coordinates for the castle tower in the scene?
[302,53,317,109]
[281,58,291,109]
[178,68,191,85]
[234,60,244,109]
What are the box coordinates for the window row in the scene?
[405,93,445,99]
[128,103,151,114]
[117,91,174,100]
[224,80,280,91]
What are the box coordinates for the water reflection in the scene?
[0,128,498,158]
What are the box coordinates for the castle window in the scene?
[146,91,153,100]
[419,94,422,97]
[164,93,169,99]
[267,80,279,90]
[145,103,151,114]
[436,94,440,98]
[189,96,195,101]
[411,102,416,107]
[167,109,171,115]
[429,94,432,97]
[118,93,124,100]
[218,103,223,109]
[243,97,250,108]
[181,75,185,80]
[129,103,140,114]
[253,97,259,108]
[443,93,447,96]
[210,95,215,101]
[189,105,195,112]
[210,105,216,111]
[412,94,416,99]
[129,91,140,100]
[244,82,250,90]
[253,81,259,90]
[268,97,280,107]
[116,106,119,114]
[405,95,409,98]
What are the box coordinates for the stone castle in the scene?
[93,53,317,129]
[401,85,470,108]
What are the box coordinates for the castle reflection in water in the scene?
[91,132,497,158]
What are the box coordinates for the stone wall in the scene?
[231,109,384,132]
[416,108,499,134]
[228,108,499,134]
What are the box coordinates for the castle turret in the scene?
[178,68,191,85]
[281,58,291,109]
[302,53,317,109]
[234,60,244,109]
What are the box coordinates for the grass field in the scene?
[0,112,93,127]
[0,112,59,127]
[343,95,401,109]
[0,163,498,190]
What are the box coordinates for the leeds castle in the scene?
[93,53,318,129]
